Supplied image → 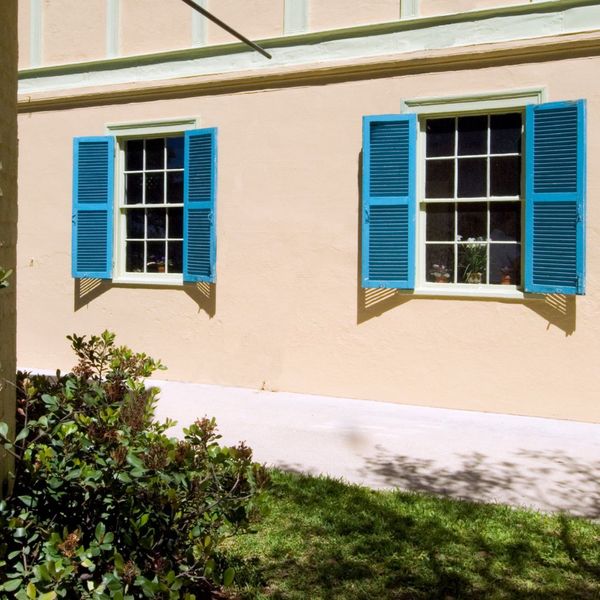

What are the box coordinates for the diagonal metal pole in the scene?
[180,0,272,59]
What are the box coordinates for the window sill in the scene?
[112,274,183,287]
[405,285,543,300]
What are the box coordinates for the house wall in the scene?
[0,0,18,490]
[17,0,544,69]
[16,50,600,422]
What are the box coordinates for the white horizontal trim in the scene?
[403,88,546,115]
[406,286,543,300]
[106,117,198,136]
[19,2,600,95]
[112,274,184,286]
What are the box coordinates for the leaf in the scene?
[15,427,29,442]
[0,422,8,439]
[2,578,23,592]
[38,593,57,600]
[223,567,235,587]
[95,522,106,542]
[126,453,144,470]
[27,582,37,599]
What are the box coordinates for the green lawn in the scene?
[226,470,600,600]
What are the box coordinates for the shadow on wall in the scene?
[355,152,576,335]
[73,278,216,317]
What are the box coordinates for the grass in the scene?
[225,470,600,600]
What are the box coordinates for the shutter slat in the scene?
[362,115,416,289]
[525,101,585,295]
[72,137,114,279]
[184,129,217,283]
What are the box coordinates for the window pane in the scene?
[490,156,521,197]
[426,118,454,157]
[167,171,183,204]
[457,158,486,198]
[426,244,454,283]
[426,203,454,241]
[146,241,166,272]
[490,243,521,285]
[146,172,164,204]
[490,113,521,154]
[457,115,487,156]
[145,138,164,170]
[126,210,144,238]
[126,241,144,272]
[167,137,184,169]
[147,208,166,239]
[490,202,521,241]
[458,243,487,284]
[125,173,143,205]
[168,207,183,238]
[168,241,183,273]
[426,160,454,198]
[457,202,486,240]
[125,140,143,171]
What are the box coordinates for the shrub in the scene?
[0,331,268,599]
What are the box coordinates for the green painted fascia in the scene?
[18,0,597,80]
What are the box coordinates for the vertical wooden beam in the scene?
[0,0,18,496]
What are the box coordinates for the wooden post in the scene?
[0,0,18,496]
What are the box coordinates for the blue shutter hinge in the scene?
[576,208,582,223]
[208,211,213,224]
[364,209,370,223]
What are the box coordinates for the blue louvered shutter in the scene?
[525,100,586,295]
[183,128,217,283]
[72,136,114,279]
[362,114,416,289]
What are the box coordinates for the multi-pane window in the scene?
[121,136,184,275]
[423,113,522,286]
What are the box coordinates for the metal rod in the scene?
[180,0,272,59]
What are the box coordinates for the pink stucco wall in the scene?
[309,0,401,31]
[420,0,523,17]
[43,0,107,65]
[16,52,600,422]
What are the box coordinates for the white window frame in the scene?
[106,118,198,286]
[403,89,545,299]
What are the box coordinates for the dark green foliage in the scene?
[0,331,268,599]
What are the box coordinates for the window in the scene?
[72,127,217,285]
[422,113,522,287]
[120,136,184,278]
[361,99,586,296]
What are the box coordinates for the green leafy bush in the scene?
[0,331,268,599]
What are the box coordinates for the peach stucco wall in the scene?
[43,0,107,65]
[120,0,192,56]
[207,0,284,46]
[309,0,401,31]
[16,54,600,423]
[419,0,523,18]
[18,0,544,70]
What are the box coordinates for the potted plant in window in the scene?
[500,265,512,285]
[430,264,451,284]
[462,238,486,284]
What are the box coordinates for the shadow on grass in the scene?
[355,447,600,519]
[228,471,600,600]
